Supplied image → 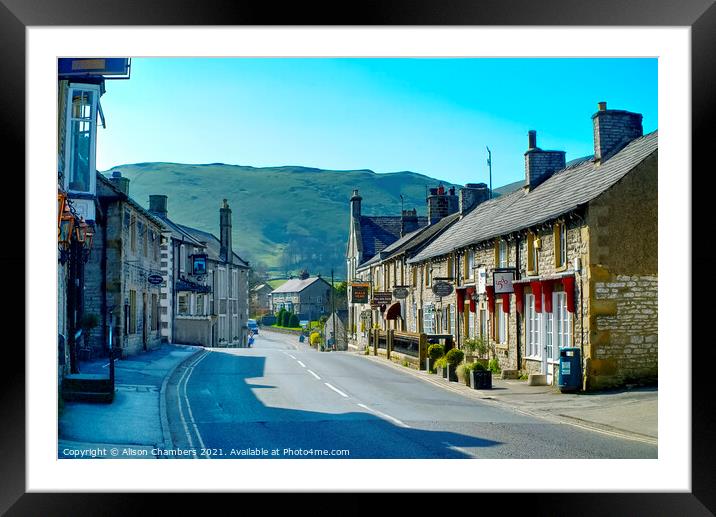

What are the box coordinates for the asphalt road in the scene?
[165,329,657,459]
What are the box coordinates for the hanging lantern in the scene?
[75,218,89,243]
[58,205,75,247]
[57,190,67,233]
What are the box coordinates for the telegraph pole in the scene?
[331,268,336,350]
[486,146,493,199]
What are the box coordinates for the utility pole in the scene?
[486,146,492,199]
[331,268,336,351]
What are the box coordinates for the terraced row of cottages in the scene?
[346,102,657,391]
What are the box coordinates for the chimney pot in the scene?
[149,194,168,218]
[528,130,537,150]
[598,101,607,111]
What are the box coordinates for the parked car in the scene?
[248,319,259,334]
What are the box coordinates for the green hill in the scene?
[102,162,462,276]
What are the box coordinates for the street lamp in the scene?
[75,218,94,262]
[58,204,75,265]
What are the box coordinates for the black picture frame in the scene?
[4,0,712,513]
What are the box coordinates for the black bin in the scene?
[558,347,582,392]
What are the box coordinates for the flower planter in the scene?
[446,364,459,382]
[470,369,492,390]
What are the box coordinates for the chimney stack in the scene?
[148,195,168,218]
[524,130,566,191]
[459,183,490,214]
[427,183,459,224]
[592,101,643,162]
[109,170,130,195]
[401,208,419,236]
[219,199,233,264]
[350,189,362,221]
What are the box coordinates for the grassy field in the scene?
[102,162,460,274]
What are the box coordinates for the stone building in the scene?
[148,196,251,348]
[251,283,273,317]
[57,59,130,374]
[82,172,166,358]
[269,275,332,321]
[406,102,657,390]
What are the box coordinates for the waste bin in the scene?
[558,347,582,392]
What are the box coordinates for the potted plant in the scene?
[445,348,464,382]
[426,343,444,373]
[470,361,493,390]
[434,356,448,378]
[457,362,473,387]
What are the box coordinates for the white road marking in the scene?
[183,352,210,455]
[101,359,118,368]
[442,441,477,458]
[175,361,197,457]
[357,403,411,428]
[324,383,349,398]
[297,360,306,368]
[288,354,296,360]
[307,369,321,380]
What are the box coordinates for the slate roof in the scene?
[409,130,657,264]
[153,214,206,247]
[96,173,169,232]
[177,224,250,268]
[358,215,428,264]
[271,276,331,294]
[358,212,461,270]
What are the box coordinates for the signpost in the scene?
[351,282,370,304]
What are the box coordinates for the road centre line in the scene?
[357,403,411,428]
[441,441,477,458]
[297,360,306,368]
[324,383,349,398]
[307,369,321,380]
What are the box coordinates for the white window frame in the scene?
[499,240,508,268]
[560,224,568,268]
[525,294,541,359]
[495,302,507,344]
[467,250,475,280]
[63,83,100,195]
[423,304,436,334]
[468,308,475,338]
[554,292,572,350]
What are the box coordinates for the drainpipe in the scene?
[514,233,522,371]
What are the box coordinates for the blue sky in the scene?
[96,57,657,188]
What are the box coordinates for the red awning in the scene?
[456,287,465,313]
[514,283,525,315]
[466,287,477,313]
[501,292,510,313]
[530,281,542,313]
[542,279,555,313]
[563,275,576,313]
[485,285,495,313]
[384,301,401,320]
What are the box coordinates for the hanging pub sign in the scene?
[371,291,393,307]
[351,282,370,304]
[477,267,487,294]
[147,274,163,285]
[493,269,516,294]
[393,287,409,299]
[432,281,454,297]
[192,254,207,276]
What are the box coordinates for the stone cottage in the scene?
[407,102,657,390]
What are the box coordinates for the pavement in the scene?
[358,352,657,445]
[58,343,202,459]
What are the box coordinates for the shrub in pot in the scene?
[434,357,448,378]
[426,343,445,373]
[457,362,473,386]
[470,361,492,390]
[445,348,464,382]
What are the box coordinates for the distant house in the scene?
[251,283,273,317]
[269,275,332,321]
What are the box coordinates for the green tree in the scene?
[289,313,300,328]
